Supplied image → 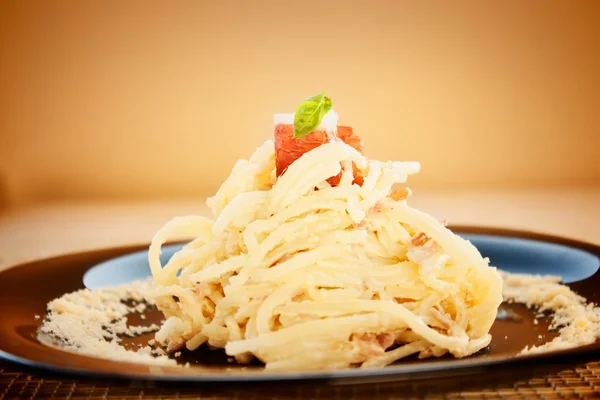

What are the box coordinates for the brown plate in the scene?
[0,227,599,383]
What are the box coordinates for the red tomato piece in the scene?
[274,124,364,186]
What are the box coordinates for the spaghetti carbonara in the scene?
[148,107,503,370]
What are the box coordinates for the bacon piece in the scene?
[389,186,412,201]
[274,124,364,186]
[411,232,428,247]
[370,201,384,213]
[352,332,396,356]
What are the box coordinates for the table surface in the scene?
[1,186,600,399]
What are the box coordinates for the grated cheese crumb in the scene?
[501,271,600,355]
[152,347,166,356]
[39,279,176,366]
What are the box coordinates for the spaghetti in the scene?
[148,113,503,370]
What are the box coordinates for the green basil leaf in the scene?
[293,92,333,139]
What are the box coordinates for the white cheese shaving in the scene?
[39,278,176,366]
[501,271,600,354]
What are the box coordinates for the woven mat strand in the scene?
[1,361,600,400]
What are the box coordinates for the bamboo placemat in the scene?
[1,359,600,399]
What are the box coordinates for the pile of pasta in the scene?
[148,139,503,370]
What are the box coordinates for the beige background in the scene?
[1,1,599,209]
